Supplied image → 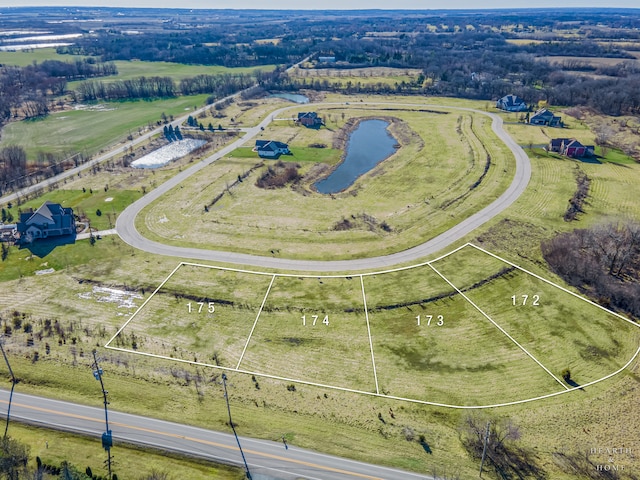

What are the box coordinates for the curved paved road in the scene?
[117,102,531,272]
[0,389,431,480]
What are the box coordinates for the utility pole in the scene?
[221,373,252,479]
[479,421,491,478]
[92,350,113,480]
[0,339,16,438]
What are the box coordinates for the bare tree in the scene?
[461,415,546,479]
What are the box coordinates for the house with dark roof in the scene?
[296,112,323,128]
[548,138,595,158]
[255,140,291,159]
[17,201,75,242]
[529,108,562,127]
[496,94,528,112]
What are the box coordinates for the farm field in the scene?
[0,47,274,82]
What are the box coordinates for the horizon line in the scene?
[1,5,640,11]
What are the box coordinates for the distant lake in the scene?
[314,119,397,194]
[269,93,310,104]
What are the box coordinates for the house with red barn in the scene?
[548,138,595,158]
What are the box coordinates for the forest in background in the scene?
[2,7,640,194]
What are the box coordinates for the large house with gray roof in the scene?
[17,201,75,242]
[529,108,562,127]
[496,94,528,112]
[255,140,291,159]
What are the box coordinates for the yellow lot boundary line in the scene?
[0,399,383,480]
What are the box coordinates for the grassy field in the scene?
[72,61,276,86]
[0,47,274,83]
[2,93,640,479]
[109,247,639,409]
[137,104,514,260]
[0,47,84,66]
[289,66,422,87]
[6,423,243,480]
[0,94,210,159]
[434,245,640,385]
[1,238,637,478]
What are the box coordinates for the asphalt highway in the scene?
[116,102,531,272]
[0,389,432,480]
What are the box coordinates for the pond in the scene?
[314,119,397,194]
[131,139,207,169]
[269,92,310,104]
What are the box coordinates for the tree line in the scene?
[0,146,91,197]
[253,27,640,117]
[75,76,176,101]
[542,222,640,319]
[0,59,118,127]
[73,72,258,102]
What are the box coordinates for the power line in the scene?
[0,338,17,439]
[221,373,252,480]
[92,350,113,480]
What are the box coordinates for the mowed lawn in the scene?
[16,189,142,231]
[432,245,640,389]
[363,262,563,406]
[1,94,210,158]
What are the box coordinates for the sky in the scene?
[0,0,639,9]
